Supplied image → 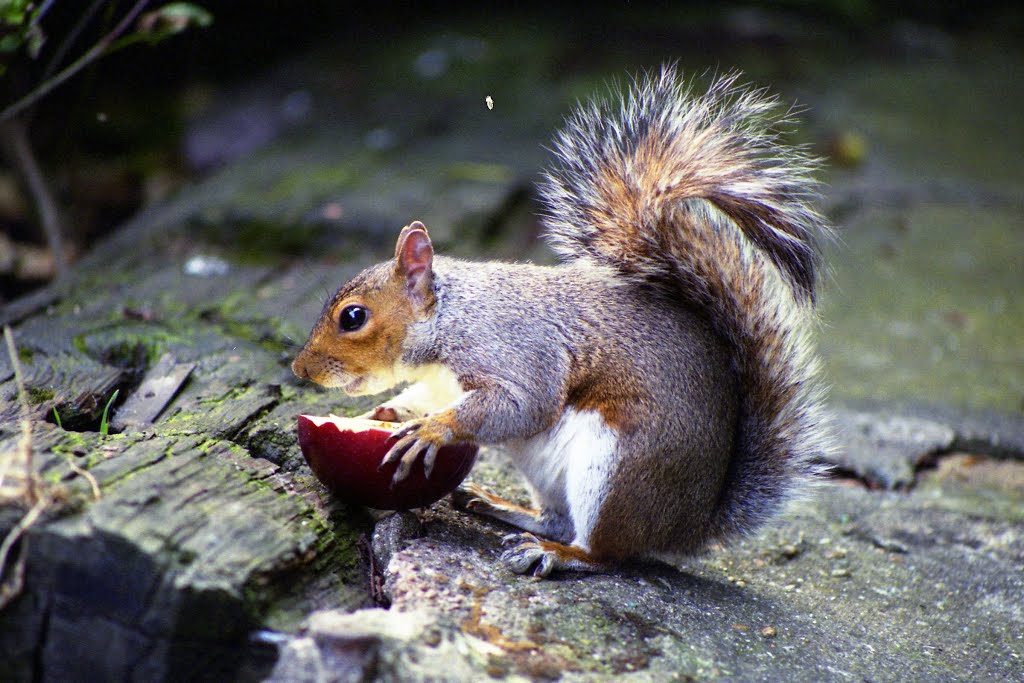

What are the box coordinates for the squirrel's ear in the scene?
[395,221,435,311]
[394,221,429,260]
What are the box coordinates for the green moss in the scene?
[444,162,515,184]
[217,318,289,355]
[230,220,324,262]
[244,476,273,495]
[26,386,55,404]
[74,324,198,370]
[278,384,298,402]
[58,431,91,451]
[251,492,372,632]
[191,289,297,354]
[195,438,222,455]
[207,384,257,406]
[262,162,360,203]
[72,335,88,355]
[48,431,126,472]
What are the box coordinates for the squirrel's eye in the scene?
[339,305,368,332]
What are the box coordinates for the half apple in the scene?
[297,414,478,510]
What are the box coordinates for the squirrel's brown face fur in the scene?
[292,265,412,394]
[292,223,436,395]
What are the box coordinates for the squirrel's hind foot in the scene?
[454,483,600,577]
[501,533,607,578]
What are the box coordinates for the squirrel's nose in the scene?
[291,356,309,379]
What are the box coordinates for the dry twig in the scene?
[0,325,105,608]
[0,496,47,609]
[0,325,44,609]
[1,326,36,504]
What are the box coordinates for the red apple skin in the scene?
[297,414,478,510]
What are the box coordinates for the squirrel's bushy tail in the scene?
[540,66,833,541]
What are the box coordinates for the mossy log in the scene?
[0,236,378,682]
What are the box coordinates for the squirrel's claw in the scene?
[421,442,440,478]
[502,531,537,546]
[501,533,555,577]
[391,437,428,486]
[499,533,603,578]
[381,431,417,469]
[382,418,448,485]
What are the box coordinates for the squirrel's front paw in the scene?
[380,416,455,485]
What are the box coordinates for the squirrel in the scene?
[292,66,834,577]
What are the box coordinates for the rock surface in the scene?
[2,7,1022,683]
[266,432,1024,682]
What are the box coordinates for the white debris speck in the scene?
[184,255,230,277]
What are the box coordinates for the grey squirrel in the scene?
[292,66,833,577]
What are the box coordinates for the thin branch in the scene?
[0,495,48,610]
[0,324,47,610]
[3,326,36,506]
[40,0,109,92]
[29,0,57,28]
[0,0,151,124]
[0,119,65,278]
[65,456,101,501]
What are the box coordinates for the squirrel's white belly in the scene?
[505,407,620,548]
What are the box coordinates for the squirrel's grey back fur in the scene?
[539,66,834,542]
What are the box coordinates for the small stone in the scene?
[485,655,509,678]
[760,626,778,638]
[423,627,442,647]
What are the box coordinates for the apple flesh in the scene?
[297,414,478,510]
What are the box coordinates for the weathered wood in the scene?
[0,351,124,430]
[0,252,375,681]
[110,354,195,432]
[0,411,371,682]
